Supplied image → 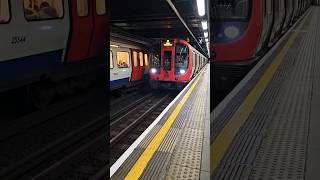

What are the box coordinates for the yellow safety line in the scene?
[125,67,205,180]
[210,11,310,175]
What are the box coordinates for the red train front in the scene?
[150,39,207,90]
[211,0,312,92]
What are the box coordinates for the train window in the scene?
[110,50,113,69]
[133,51,138,67]
[196,55,199,68]
[192,52,195,67]
[151,55,160,68]
[163,51,172,71]
[24,0,64,20]
[139,52,144,67]
[175,43,188,74]
[77,0,89,17]
[0,0,10,23]
[96,0,106,15]
[213,0,251,20]
[117,51,130,68]
[144,54,149,66]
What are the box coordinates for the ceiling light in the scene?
[204,32,208,38]
[197,0,206,16]
[202,21,208,30]
[110,44,119,48]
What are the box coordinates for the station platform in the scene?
[111,65,210,179]
[211,6,320,180]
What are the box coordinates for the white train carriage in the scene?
[110,40,150,90]
[0,0,107,107]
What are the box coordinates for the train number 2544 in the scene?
[11,36,26,44]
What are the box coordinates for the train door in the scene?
[143,53,149,78]
[174,42,189,77]
[131,50,140,81]
[194,54,197,72]
[191,52,195,77]
[162,49,174,81]
[198,56,200,70]
[256,0,274,53]
[66,0,94,62]
[138,51,145,80]
[195,55,198,73]
[197,55,200,72]
[89,0,107,58]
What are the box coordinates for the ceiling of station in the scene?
[111,0,210,56]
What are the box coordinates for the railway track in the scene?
[110,92,154,121]
[0,92,91,141]
[110,92,175,165]
[26,121,107,180]
[0,109,106,180]
[0,86,106,179]
[22,92,174,179]
[20,92,171,179]
[0,87,175,179]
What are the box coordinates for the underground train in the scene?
[110,39,150,90]
[149,39,207,90]
[211,0,313,91]
[0,0,107,107]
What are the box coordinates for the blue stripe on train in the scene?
[0,50,63,80]
[110,78,130,90]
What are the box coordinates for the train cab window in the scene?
[110,50,113,69]
[144,54,149,66]
[139,52,144,67]
[96,0,106,15]
[77,0,89,17]
[175,43,188,74]
[24,0,64,20]
[213,0,251,20]
[117,51,130,68]
[163,51,172,71]
[151,55,160,68]
[0,0,10,23]
[133,51,138,67]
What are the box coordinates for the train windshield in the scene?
[163,51,172,71]
[151,55,160,68]
[175,43,188,73]
[212,0,251,20]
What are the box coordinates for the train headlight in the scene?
[224,26,240,39]
[179,69,186,74]
[151,68,157,74]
